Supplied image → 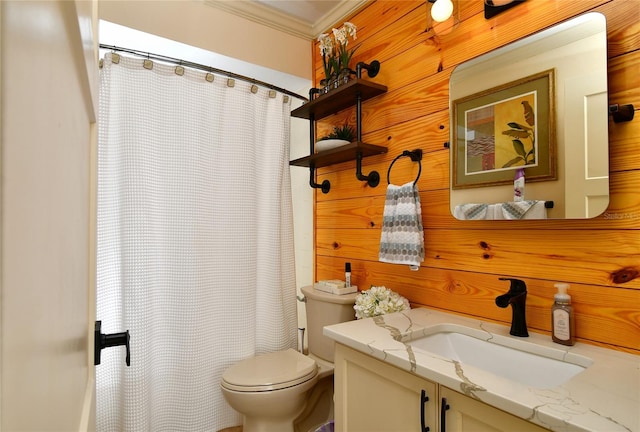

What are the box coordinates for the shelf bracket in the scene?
[355,151,380,188]
[356,60,380,79]
[307,110,330,194]
[354,63,382,188]
[309,165,330,194]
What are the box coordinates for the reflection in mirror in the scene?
[449,13,609,220]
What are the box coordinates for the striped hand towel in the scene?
[379,182,424,269]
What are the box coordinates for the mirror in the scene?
[449,13,608,220]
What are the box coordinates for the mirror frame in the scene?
[449,12,609,220]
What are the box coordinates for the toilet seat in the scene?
[221,348,318,392]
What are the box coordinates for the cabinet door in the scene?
[335,344,437,432]
[440,387,549,432]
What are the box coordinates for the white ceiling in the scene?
[203,0,369,39]
[258,0,344,23]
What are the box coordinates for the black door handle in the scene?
[94,320,130,366]
[420,389,430,432]
[440,397,450,432]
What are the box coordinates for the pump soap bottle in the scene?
[552,283,575,346]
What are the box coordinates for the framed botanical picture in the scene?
[452,69,556,189]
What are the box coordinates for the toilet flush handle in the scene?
[94,320,130,367]
[298,328,305,354]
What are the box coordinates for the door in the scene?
[564,72,609,218]
[440,387,549,432]
[334,344,438,432]
[0,0,98,430]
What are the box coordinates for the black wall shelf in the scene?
[291,79,387,121]
[290,142,387,168]
[290,62,387,192]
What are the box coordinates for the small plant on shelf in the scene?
[318,124,355,142]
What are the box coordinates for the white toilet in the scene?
[221,285,357,432]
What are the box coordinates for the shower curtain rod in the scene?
[100,44,309,102]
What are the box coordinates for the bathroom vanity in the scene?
[324,308,638,432]
[335,344,549,432]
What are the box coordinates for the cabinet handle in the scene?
[420,389,430,432]
[440,397,450,432]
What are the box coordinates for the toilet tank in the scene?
[300,285,358,363]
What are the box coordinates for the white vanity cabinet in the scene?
[335,343,437,432]
[334,343,549,432]
[440,387,548,432]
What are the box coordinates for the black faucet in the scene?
[495,277,529,337]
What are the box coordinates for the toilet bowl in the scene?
[220,285,357,432]
[221,349,319,432]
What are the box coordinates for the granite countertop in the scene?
[324,307,639,432]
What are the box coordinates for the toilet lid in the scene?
[221,348,317,392]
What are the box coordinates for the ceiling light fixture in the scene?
[426,0,459,35]
[430,0,454,22]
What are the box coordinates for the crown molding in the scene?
[203,0,370,40]
[312,0,370,37]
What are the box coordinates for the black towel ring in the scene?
[387,149,423,186]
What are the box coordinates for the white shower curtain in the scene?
[96,53,297,432]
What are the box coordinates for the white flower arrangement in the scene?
[317,22,358,82]
[354,286,410,319]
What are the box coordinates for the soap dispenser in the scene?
[552,283,575,346]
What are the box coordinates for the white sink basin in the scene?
[407,325,592,388]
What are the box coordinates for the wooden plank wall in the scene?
[309,0,640,354]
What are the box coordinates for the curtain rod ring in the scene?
[387,149,423,186]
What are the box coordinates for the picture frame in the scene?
[452,69,556,190]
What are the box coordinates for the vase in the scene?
[320,79,331,94]
[331,72,340,90]
[338,68,353,86]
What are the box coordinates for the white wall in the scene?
[290,107,314,344]
[99,0,311,80]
